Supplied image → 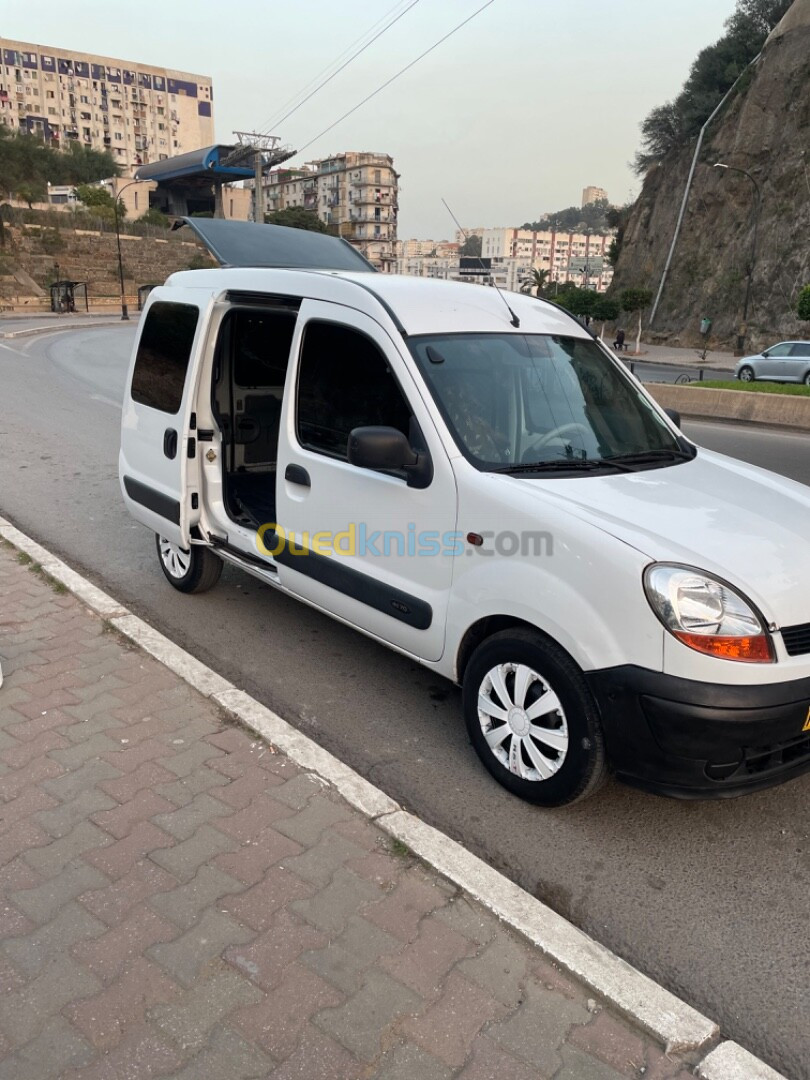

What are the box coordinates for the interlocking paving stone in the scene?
[36,789,117,839]
[163,1025,277,1080]
[72,904,179,981]
[149,908,255,986]
[291,866,384,935]
[0,952,101,1046]
[456,929,529,1007]
[24,820,113,876]
[232,963,344,1060]
[149,968,264,1053]
[0,1015,94,1080]
[58,1022,186,1080]
[77,861,178,927]
[224,909,327,991]
[11,862,109,923]
[2,900,106,977]
[148,865,243,931]
[149,825,239,883]
[401,971,508,1067]
[90,789,176,839]
[152,792,232,841]
[486,979,591,1074]
[373,1041,453,1080]
[273,794,352,846]
[381,914,475,998]
[66,957,183,1050]
[220,865,315,931]
[362,868,453,942]
[302,914,402,994]
[555,1042,629,1079]
[315,968,421,1063]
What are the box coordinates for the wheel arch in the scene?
[455,615,575,685]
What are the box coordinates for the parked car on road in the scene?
[735,342,810,384]
[120,219,810,807]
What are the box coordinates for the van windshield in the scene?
[408,333,689,475]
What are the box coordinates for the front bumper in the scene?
[586,666,810,799]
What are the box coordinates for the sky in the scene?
[3,0,735,237]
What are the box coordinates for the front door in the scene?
[119,288,212,547]
[274,300,458,661]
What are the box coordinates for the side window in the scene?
[297,321,412,460]
[131,301,199,413]
[233,309,297,387]
[789,343,810,358]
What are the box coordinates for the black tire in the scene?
[803,371,810,387]
[155,534,223,594]
[462,628,606,806]
[738,366,755,383]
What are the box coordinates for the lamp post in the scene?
[713,162,762,353]
[113,177,142,321]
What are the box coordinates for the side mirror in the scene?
[348,426,432,489]
[664,408,681,428]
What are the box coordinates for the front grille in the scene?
[781,622,810,657]
[741,732,810,776]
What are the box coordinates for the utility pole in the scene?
[223,133,296,225]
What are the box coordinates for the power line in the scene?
[254,0,421,138]
[294,0,496,157]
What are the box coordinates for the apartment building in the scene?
[480,227,614,292]
[0,36,214,174]
[262,152,398,269]
[396,238,460,258]
[582,185,608,206]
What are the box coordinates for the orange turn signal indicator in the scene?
[674,632,774,663]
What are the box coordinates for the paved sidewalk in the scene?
[0,543,696,1080]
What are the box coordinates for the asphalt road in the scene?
[1,325,808,1078]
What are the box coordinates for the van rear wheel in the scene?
[462,629,606,806]
[156,535,223,594]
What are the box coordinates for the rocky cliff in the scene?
[612,0,810,350]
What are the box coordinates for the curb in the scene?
[645,382,810,432]
[0,513,791,1079]
[0,319,126,339]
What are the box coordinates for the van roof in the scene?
[162,266,591,339]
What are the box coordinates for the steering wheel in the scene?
[530,422,592,451]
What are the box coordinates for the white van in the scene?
[120,220,810,806]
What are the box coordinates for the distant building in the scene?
[397,239,459,258]
[582,185,608,207]
[480,227,614,292]
[262,152,398,270]
[0,36,214,174]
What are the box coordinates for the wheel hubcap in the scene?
[477,662,569,782]
[158,537,191,579]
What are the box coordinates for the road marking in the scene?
[0,341,26,356]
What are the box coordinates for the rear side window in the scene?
[790,343,810,357]
[131,301,199,413]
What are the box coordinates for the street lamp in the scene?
[713,162,762,353]
[113,177,142,321]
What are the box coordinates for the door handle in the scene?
[284,464,310,487]
[163,428,178,459]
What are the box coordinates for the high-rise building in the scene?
[582,185,608,207]
[0,36,214,174]
[263,152,398,270]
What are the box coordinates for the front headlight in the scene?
[643,564,774,663]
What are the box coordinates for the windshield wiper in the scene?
[490,457,635,475]
[610,447,695,464]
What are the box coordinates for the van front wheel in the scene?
[156,535,223,594]
[462,629,606,806]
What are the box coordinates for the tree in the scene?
[75,183,123,226]
[798,285,810,323]
[591,296,621,341]
[138,208,171,228]
[620,288,653,354]
[14,181,47,209]
[634,0,791,174]
[264,207,327,232]
[459,234,482,257]
[553,284,597,323]
[520,268,550,296]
